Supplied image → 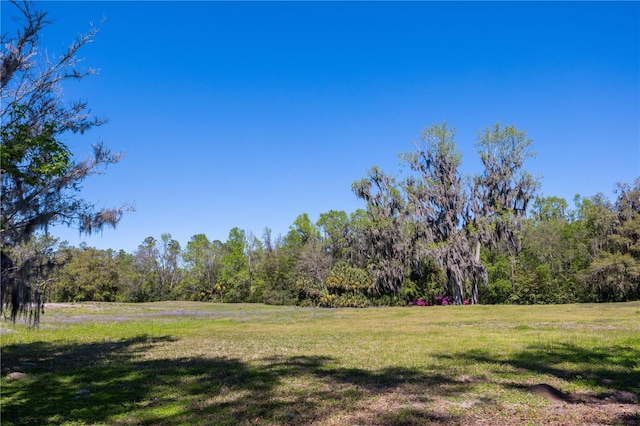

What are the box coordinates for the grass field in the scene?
[1,302,639,425]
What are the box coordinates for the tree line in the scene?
[12,171,640,307]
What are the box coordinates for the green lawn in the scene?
[2,302,639,425]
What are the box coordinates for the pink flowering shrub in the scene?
[434,295,451,305]
[410,298,432,306]
[411,295,461,306]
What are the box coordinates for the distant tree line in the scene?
[12,123,639,307]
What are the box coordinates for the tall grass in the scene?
[2,302,639,425]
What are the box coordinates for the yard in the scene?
[2,302,639,425]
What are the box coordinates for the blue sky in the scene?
[3,1,639,253]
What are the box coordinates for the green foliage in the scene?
[0,105,71,187]
[401,257,445,304]
[128,237,162,302]
[315,292,371,308]
[513,264,558,305]
[178,234,220,301]
[51,246,121,302]
[219,228,250,303]
[325,261,373,293]
[334,292,371,308]
[317,209,350,259]
[484,279,513,304]
[296,277,328,307]
[531,196,569,223]
[262,282,297,306]
[260,248,297,306]
[585,252,640,302]
[112,250,145,303]
[285,213,320,250]
[478,252,512,304]
[312,262,373,307]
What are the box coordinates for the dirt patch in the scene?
[529,383,575,403]
[43,303,90,309]
[5,372,29,382]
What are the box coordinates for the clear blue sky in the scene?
[3,1,639,253]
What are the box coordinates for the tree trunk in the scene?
[471,241,481,304]
[449,269,463,305]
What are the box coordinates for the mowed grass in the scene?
[1,302,639,425]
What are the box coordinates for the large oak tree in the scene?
[353,122,538,304]
[1,1,130,324]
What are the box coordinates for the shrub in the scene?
[325,261,374,293]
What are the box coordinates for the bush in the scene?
[480,279,512,304]
[336,293,370,308]
[296,277,328,307]
[326,262,374,293]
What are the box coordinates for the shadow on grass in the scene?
[2,336,470,425]
[444,342,640,401]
